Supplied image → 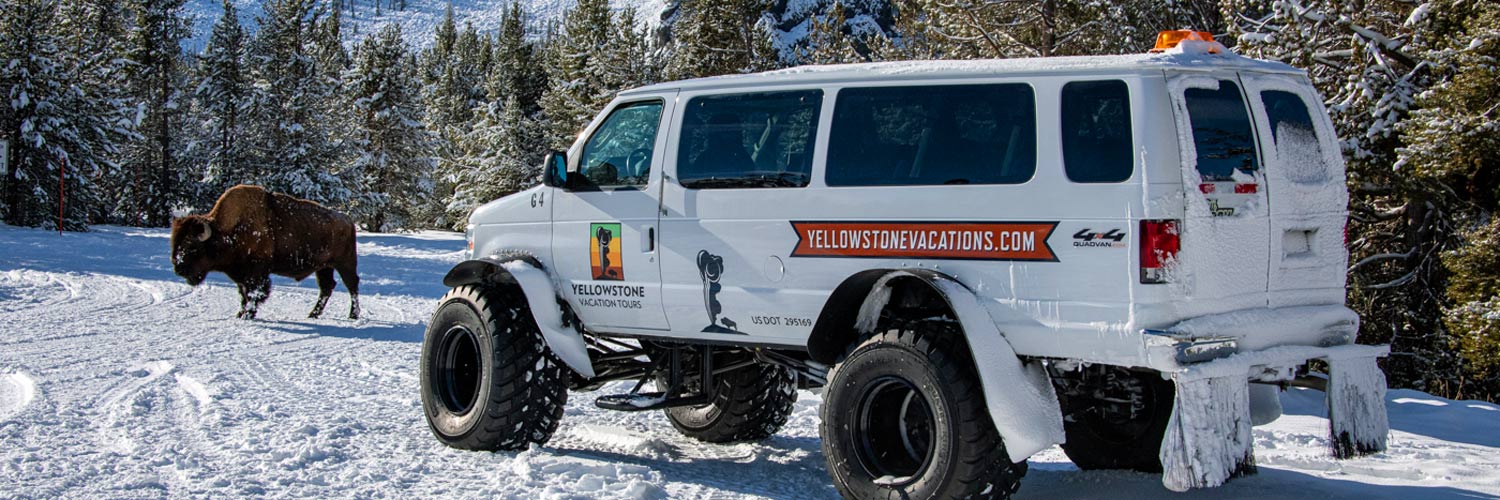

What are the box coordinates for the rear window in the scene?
[1260,90,1328,183]
[1184,81,1259,181]
[1061,80,1133,183]
[677,90,822,189]
[826,84,1036,186]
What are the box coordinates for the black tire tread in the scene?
[822,323,1027,500]
[664,361,797,443]
[427,285,568,451]
[1058,369,1174,472]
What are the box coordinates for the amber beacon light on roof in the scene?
[1150,29,1219,53]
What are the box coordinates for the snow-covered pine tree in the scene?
[435,1,547,228]
[190,0,253,206]
[899,0,1167,59]
[1397,1,1500,400]
[447,95,542,228]
[1,0,137,230]
[56,0,139,224]
[313,1,350,75]
[860,0,945,61]
[421,3,469,131]
[663,0,778,79]
[455,22,490,112]
[1225,0,1459,395]
[597,7,663,92]
[246,0,348,204]
[415,5,462,229]
[539,0,614,149]
[417,4,492,229]
[488,1,545,111]
[344,24,434,232]
[115,0,192,227]
[1441,217,1500,401]
[800,1,870,65]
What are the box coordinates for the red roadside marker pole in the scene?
[57,154,66,235]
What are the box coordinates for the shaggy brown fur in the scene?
[170,185,360,319]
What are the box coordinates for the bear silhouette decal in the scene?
[697,250,743,334]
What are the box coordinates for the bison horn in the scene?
[196,223,212,242]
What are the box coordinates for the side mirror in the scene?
[542,151,568,188]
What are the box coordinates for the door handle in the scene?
[644,226,656,252]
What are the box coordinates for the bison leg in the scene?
[309,268,336,318]
[236,282,252,319]
[337,265,360,320]
[240,275,271,320]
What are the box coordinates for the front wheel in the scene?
[821,324,1026,499]
[420,285,567,451]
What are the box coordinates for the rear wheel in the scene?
[420,285,567,451]
[821,324,1026,499]
[659,351,797,443]
[1057,367,1175,472]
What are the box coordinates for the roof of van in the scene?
[620,48,1304,96]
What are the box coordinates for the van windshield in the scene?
[1184,81,1259,182]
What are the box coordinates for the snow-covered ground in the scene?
[0,224,1496,498]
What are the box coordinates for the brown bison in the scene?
[170,185,360,320]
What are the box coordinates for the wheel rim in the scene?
[853,376,935,484]
[436,325,482,415]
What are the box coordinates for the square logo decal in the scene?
[590,223,624,281]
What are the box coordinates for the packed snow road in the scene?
[0,224,1496,499]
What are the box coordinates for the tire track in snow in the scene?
[0,370,38,422]
[93,361,176,455]
[0,270,76,313]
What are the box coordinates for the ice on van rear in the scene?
[1168,305,1358,350]
[1327,355,1390,457]
[1159,374,1254,492]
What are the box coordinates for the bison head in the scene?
[170,216,216,286]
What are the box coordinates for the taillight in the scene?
[1140,219,1180,284]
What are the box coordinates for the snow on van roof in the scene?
[621,46,1301,96]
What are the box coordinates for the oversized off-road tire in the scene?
[1058,368,1175,472]
[821,324,1027,499]
[420,285,567,451]
[661,353,797,443]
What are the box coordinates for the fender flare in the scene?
[442,256,595,378]
[817,269,1065,463]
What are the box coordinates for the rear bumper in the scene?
[1142,304,1366,373]
[1148,306,1390,491]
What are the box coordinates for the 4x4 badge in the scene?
[1072,228,1126,248]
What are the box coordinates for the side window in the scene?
[1183,81,1259,181]
[577,100,664,189]
[1260,90,1328,183]
[1062,80,1133,183]
[827,84,1036,186]
[676,90,822,189]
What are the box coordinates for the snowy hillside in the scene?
[181,0,668,50]
[1,223,1498,498]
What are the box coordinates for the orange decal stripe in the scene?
[790,221,1059,262]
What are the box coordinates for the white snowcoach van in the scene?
[420,31,1390,498]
